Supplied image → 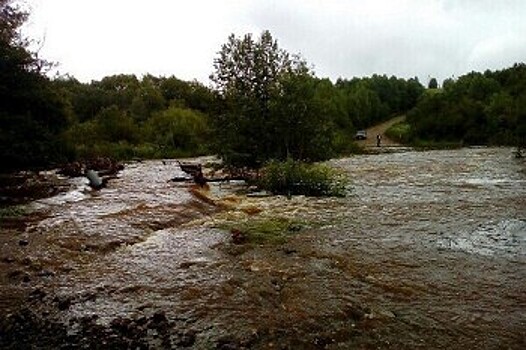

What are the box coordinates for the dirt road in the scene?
[356,115,406,147]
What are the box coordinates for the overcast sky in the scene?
[23,0,526,86]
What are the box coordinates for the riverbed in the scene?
[1,148,525,349]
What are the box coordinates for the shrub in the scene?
[385,121,412,144]
[259,159,348,197]
[221,217,306,245]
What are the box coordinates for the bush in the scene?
[385,121,412,144]
[411,139,463,150]
[221,217,306,245]
[259,159,348,197]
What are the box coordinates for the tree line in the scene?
[406,65,526,148]
[1,0,524,173]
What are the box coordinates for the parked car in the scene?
[354,130,367,140]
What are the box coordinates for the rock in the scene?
[176,330,196,347]
[179,261,197,269]
[2,256,16,263]
[135,316,148,326]
[82,292,96,302]
[231,228,247,245]
[344,303,366,321]
[150,311,168,326]
[37,269,55,277]
[282,247,297,255]
[377,309,396,319]
[22,272,31,282]
[58,161,84,177]
[7,269,23,279]
[59,157,123,180]
[177,161,202,176]
[110,317,133,334]
[29,288,47,300]
[54,296,72,310]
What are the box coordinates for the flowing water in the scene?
[1,148,525,349]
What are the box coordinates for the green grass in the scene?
[220,217,308,245]
[0,205,28,219]
[259,159,349,197]
[411,139,464,150]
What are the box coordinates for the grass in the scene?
[0,205,28,219]
[219,217,308,245]
[411,139,464,150]
[258,159,349,197]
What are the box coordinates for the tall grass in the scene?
[258,159,349,197]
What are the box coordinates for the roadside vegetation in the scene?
[407,67,526,149]
[384,121,411,144]
[383,66,526,151]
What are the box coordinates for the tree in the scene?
[270,73,337,161]
[442,78,455,90]
[428,77,438,89]
[346,83,383,128]
[0,0,71,170]
[335,75,424,129]
[145,106,210,155]
[210,31,307,168]
[407,64,526,146]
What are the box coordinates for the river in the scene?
[1,147,525,348]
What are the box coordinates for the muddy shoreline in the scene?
[1,148,525,349]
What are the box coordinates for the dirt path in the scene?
[356,115,406,147]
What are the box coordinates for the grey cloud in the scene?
[246,0,526,83]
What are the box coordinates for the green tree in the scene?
[346,83,383,128]
[335,75,423,129]
[95,106,139,144]
[428,77,438,89]
[442,78,455,90]
[145,106,210,155]
[0,0,71,170]
[130,78,165,122]
[270,73,337,161]
[210,30,306,168]
[407,64,526,146]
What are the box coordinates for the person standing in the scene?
[376,134,382,147]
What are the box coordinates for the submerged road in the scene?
[1,148,525,348]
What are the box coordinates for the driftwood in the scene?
[59,157,123,178]
[176,160,202,176]
[174,160,209,187]
[171,160,254,187]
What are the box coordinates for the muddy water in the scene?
[1,148,525,349]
